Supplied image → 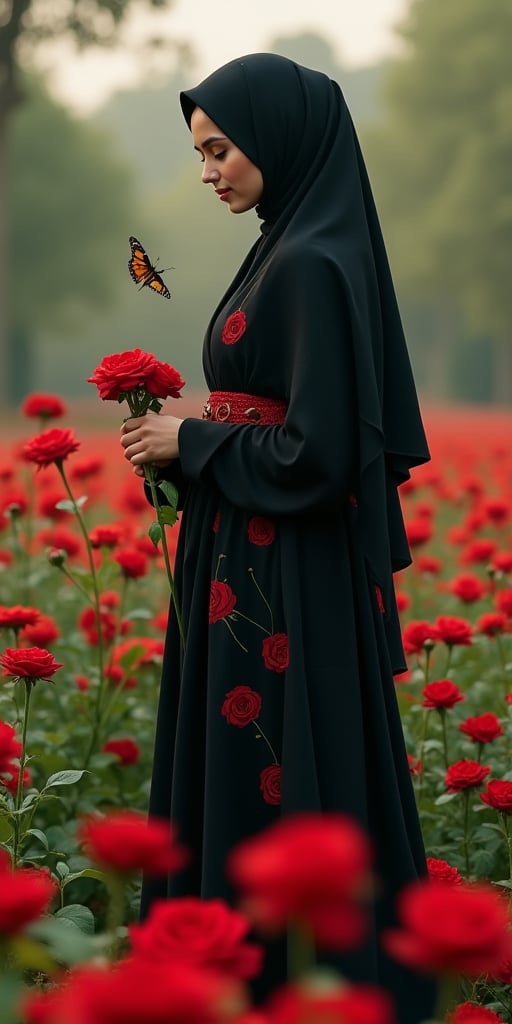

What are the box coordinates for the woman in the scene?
[121,53,434,1021]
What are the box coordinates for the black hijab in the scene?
[180,53,430,616]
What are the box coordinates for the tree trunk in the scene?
[492,335,512,406]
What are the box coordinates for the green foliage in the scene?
[9,79,136,334]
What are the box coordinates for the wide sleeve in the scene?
[178,253,358,517]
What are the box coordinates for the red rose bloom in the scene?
[496,589,512,618]
[0,605,40,630]
[247,516,276,545]
[427,857,463,886]
[449,1003,506,1024]
[266,983,395,1024]
[422,680,465,709]
[435,615,473,646]
[89,524,124,549]
[401,620,438,655]
[260,764,282,806]
[0,721,22,772]
[460,539,497,565]
[129,897,262,979]
[102,738,140,765]
[69,456,104,480]
[459,713,504,744]
[37,489,69,520]
[23,428,80,468]
[209,581,237,623]
[113,548,148,579]
[79,811,188,877]
[222,310,246,345]
[445,760,491,793]
[222,685,262,727]
[493,551,512,574]
[38,526,81,556]
[228,812,372,950]
[481,780,512,814]
[477,612,508,637]
[87,348,158,401]
[383,879,512,976]
[483,498,510,526]
[0,852,57,933]
[407,754,422,776]
[20,614,60,648]
[1,762,31,796]
[449,574,486,603]
[42,960,232,1024]
[145,360,186,399]
[0,647,63,682]
[22,393,67,420]
[417,555,442,575]
[262,633,289,673]
[405,518,433,548]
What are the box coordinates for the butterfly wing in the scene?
[128,236,171,299]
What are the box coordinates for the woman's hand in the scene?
[120,410,183,476]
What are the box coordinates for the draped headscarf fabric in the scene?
[181,53,430,616]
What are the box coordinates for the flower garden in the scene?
[0,386,512,1023]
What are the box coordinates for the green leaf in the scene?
[158,505,178,527]
[24,828,48,849]
[149,398,163,413]
[435,793,458,805]
[28,915,96,964]
[63,867,107,887]
[55,861,69,879]
[493,879,512,889]
[157,480,179,508]
[148,521,162,548]
[55,905,95,935]
[44,770,87,789]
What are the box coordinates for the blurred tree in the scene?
[0,0,179,403]
[9,80,135,400]
[362,0,512,404]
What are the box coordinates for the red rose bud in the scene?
[383,879,512,976]
[0,647,63,682]
[445,760,491,793]
[459,713,504,744]
[481,780,512,814]
[228,812,373,950]
[422,680,465,709]
[87,348,158,401]
[113,548,148,579]
[129,897,263,979]
[78,810,188,876]
[23,428,80,468]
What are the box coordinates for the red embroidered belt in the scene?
[202,390,287,425]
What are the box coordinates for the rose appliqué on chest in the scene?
[222,310,247,345]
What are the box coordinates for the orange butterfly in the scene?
[128,236,171,299]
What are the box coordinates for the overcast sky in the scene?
[46,0,409,113]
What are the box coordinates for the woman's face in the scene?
[191,107,263,214]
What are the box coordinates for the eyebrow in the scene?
[193,135,228,152]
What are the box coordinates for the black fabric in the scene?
[142,54,435,1023]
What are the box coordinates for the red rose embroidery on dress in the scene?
[260,764,281,805]
[247,516,276,546]
[262,633,289,673]
[222,311,246,346]
[222,685,262,727]
[212,512,221,533]
[209,581,237,623]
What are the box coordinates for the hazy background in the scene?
[1,0,511,406]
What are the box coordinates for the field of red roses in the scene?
[0,390,512,1024]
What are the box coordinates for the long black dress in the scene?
[142,54,435,1022]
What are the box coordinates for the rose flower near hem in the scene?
[228,813,373,950]
[129,897,263,980]
[78,810,188,877]
[382,879,512,977]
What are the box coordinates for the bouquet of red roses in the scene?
[88,348,186,643]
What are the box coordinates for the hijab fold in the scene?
[181,54,429,615]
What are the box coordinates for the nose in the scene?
[201,160,220,185]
